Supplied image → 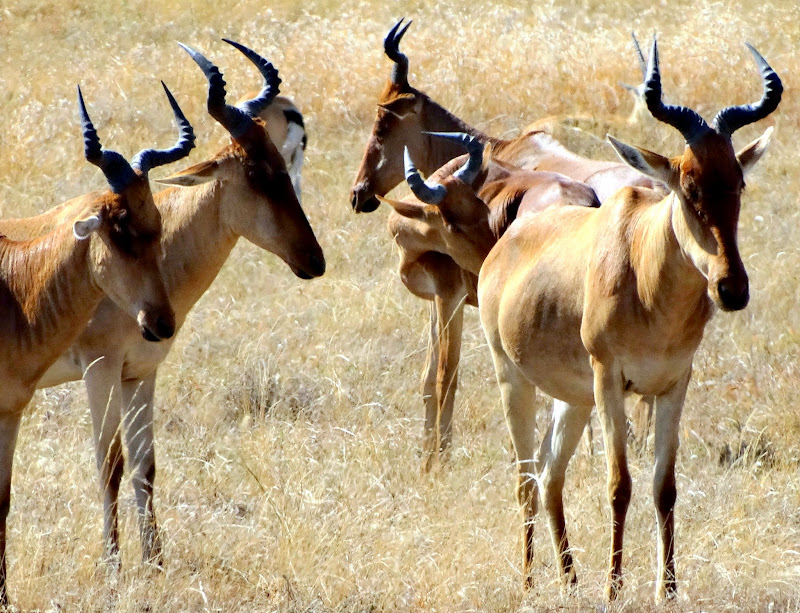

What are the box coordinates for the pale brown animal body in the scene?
[0,84,196,606]
[478,39,780,600]
[1,41,325,569]
[350,20,660,466]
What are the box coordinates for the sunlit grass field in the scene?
[1,0,799,610]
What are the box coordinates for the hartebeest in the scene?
[0,83,195,606]
[1,40,325,569]
[379,133,600,468]
[350,19,661,467]
[478,38,780,600]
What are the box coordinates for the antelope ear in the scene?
[377,195,432,220]
[155,159,218,186]
[737,126,773,176]
[607,135,675,186]
[73,214,102,240]
[378,93,419,119]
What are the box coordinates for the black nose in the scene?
[351,190,381,213]
[142,315,175,342]
[717,278,749,311]
[309,252,326,277]
[155,315,175,339]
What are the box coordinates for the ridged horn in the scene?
[642,36,711,144]
[404,147,446,205]
[77,85,137,194]
[385,18,412,85]
[631,32,647,80]
[222,38,282,117]
[424,132,484,186]
[131,82,196,175]
[712,43,782,137]
[179,42,253,139]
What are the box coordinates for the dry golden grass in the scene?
[2,0,800,610]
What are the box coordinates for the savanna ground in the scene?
[1,0,799,610]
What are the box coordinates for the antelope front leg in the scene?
[121,373,162,566]
[652,370,690,601]
[433,290,465,457]
[0,412,22,607]
[592,359,631,601]
[537,400,593,588]
[83,354,125,565]
[421,300,440,472]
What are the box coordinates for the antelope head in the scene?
[350,19,468,214]
[608,37,781,312]
[381,132,493,273]
[76,83,195,341]
[159,40,325,279]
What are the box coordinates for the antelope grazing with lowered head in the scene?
[2,40,325,570]
[0,83,193,606]
[350,19,661,468]
[478,38,780,601]
[379,133,600,468]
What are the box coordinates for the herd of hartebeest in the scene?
[0,17,783,606]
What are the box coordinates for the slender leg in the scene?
[420,301,440,472]
[433,289,465,456]
[652,370,689,601]
[0,412,22,607]
[592,358,631,601]
[492,353,539,588]
[121,372,162,565]
[537,400,593,587]
[83,354,125,564]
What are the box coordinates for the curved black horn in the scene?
[178,42,253,139]
[222,39,282,117]
[385,18,412,85]
[132,82,196,175]
[77,85,137,194]
[712,43,782,137]
[642,37,711,144]
[404,147,446,205]
[424,132,484,186]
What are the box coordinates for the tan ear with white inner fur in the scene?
[73,214,102,240]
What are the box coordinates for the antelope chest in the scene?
[120,337,175,381]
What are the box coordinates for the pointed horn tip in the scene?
[744,41,762,58]
[422,130,472,140]
[221,37,254,56]
[76,84,89,111]
[398,19,412,37]
[177,41,197,55]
